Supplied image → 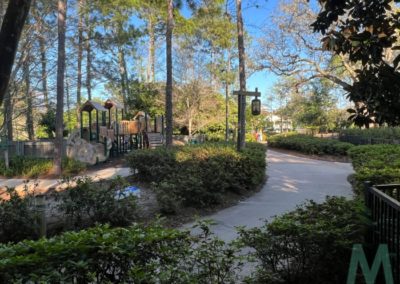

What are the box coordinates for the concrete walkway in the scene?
[189,149,354,242]
[0,167,132,196]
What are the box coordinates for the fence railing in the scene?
[0,140,67,158]
[365,182,400,282]
[339,134,400,145]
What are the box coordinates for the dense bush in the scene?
[127,142,266,213]
[0,156,86,178]
[348,145,400,193]
[268,133,353,155]
[55,176,137,231]
[239,197,369,284]
[340,127,400,140]
[0,222,242,283]
[0,188,40,244]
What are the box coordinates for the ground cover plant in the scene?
[0,222,243,283]
[0,176,138,242]
[0,188,40,244]
[239,196,369,284]
[268,133,353,156]
[54,176,138,231]
[0,156,86,178]
[127,142,267,213]
[348,145,400,194]
[0,196,368,283]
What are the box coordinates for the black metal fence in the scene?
[365,182,400,282]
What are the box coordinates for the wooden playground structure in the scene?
[79,99,164,156]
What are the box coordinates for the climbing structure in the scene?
[69,98,164,165]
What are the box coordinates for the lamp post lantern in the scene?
[232,87,261,151]
[252,96,261,116]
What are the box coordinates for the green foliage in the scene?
[268,133,353,155]
[0,157,52,178]
[0,188,39,244]
[348,145,400,193]
[61,157,86,176]
[312,0,400,126]
[239,197,369,284]
[0,222,243,283]
[0,157,86,178]
[127,143,266,213]
[126,80,163,117]
[55,176,137,230]
[340,127,400,141]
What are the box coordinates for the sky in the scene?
[240,0,279,101]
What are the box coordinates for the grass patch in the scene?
[0,157,86,178]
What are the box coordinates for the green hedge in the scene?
[239,196,369,284]
[268,133,353,155]
[348,145,400,193]
[127,143,266,212]
[0,157,86,178]
[340,127,400,140]
[0,223,242,283]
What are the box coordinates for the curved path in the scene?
[188,149,354,241]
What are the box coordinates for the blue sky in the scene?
[241,0,279,100]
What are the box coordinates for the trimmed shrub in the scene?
[340,127,400,140]
[127,142,267,212]
[348,145,400,193]
[0,188,40,244]
[268,133,353,155]
[55,176,137,231]
[240,197,369,284]
[0,223,243,283]
[0,157,86,178]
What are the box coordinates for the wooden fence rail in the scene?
[0,140,67,158]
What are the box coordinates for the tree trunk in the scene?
[0,0,5,26]
[76,0,84,125]
[66,75,71,132]
[147,17,155,83]
[0,0,32,105]
[4,90,13,141]
[225,52,231,142]
[165,0,173,147]
[24,51,34,140]
[54,0,67,176]
[86,11,92,100]
[118,46,128,114]
[39,34,49,109]
[236,0,246,151]
[33,1,49,110]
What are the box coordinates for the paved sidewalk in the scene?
[0,167,132,196]
[187,149,354,242]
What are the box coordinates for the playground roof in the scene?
[80,100,107,112]
[104,99,124,110]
